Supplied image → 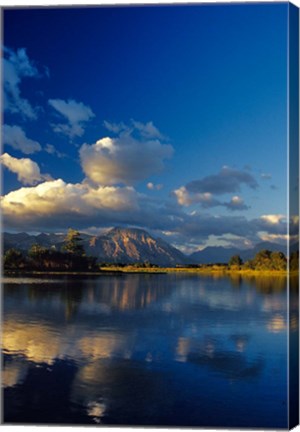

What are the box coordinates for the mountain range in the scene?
[2,227,293,267]
[190,241,293,264]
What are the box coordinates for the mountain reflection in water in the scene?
[2,273,290,428]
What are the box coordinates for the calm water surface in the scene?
[2,273,295,427]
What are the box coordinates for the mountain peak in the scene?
[108,226,150,236]
[87,227,186,266]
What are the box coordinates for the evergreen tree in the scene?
[63,229,85,256]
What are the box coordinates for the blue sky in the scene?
[1,3,293,252]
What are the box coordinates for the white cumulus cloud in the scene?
[3,125,42,154]
[49,99,95,138]
[0,153,50,185]
[80,133,173,186]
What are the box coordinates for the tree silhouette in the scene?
[4,248,26,270]
[228,255,243,267]
[290,251,299,272]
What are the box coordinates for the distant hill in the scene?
[189,241,291,264]
[3,232,66,252]
[189,246,242,265]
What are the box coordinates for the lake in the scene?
[2,273,295,428]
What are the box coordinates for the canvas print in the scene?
[1,2,299,429]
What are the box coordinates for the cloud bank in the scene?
[1,173,291,250]
[1,179,139,229]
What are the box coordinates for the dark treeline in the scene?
[3,229,98,272]
[228,249,298,272]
